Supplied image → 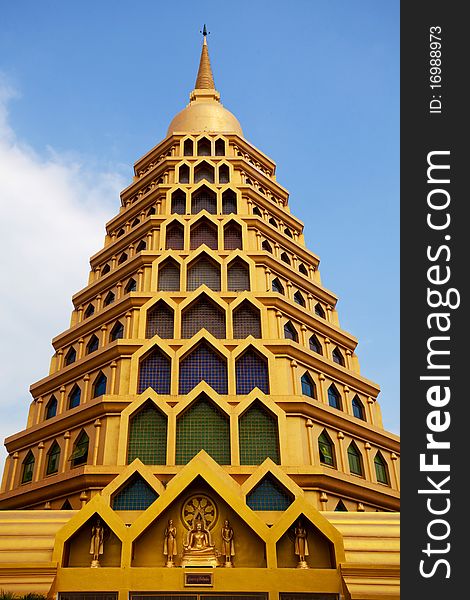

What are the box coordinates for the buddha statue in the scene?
[181,516,219,567]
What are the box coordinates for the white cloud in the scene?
[0,81,126,466]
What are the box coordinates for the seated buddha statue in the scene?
[181,518,219,567]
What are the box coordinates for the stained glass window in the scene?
[197,138,211,156]
[93,372,107,398]
[301,373,315,398]
[239,402,280,464]
[246,475,293,511]
[215,139,225,156]
[45,395,58,420]
[294,291,305,307]
[224,222,242,249]
[347,442,364,476]
[179,342,228,394]
[112,474,158,510]
[315,303,325,318]
[110,321,124,341]
[70,431,89,467]
[146,302,174,339]
[191,186,216,214]
[280,252,291,265]
[21,450,35,483]
[227,259,250,291]
[219,164,229,184]
[272,278,284,294]
[299,263,308,276]
[374,452,389,484]
[171,189,187,213]
[332,348,344,366]
[68,384,81,409]
[166,222,185,250]
[46,441,61,475]
[181,295,226,339]
[194,162,215,183]
[233,301,261,338]
[176,395,230,464]
[103,291,115,306]
[318,432,335,466]
[179,164,190,184]
[138,348,171,394]
[222,189,237,214]
[236,348,269,394]
[327,384,341,410]
[86,334,99,355]
[352,396,365,420]
[187,256,221,291]
[158,260,180,291]
[125,278,137,293]
[127,402,167,464]
[190,219,218,249]
[64,346,76,366]
[262,240,272,253]
[184,139,194,156]
[284,321,298,342]
[309,335,322,354]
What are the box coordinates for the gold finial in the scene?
[195,24,215,89]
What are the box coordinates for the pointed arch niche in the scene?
[127,401,168,465]
[63,513,122,567]
[239,401,280,465]
[276,513,335,569]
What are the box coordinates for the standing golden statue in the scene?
[221,519,235,567]
[294,520,309,568]
[163,518,177,567]
[90,518,104,568]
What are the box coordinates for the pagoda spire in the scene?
[195,24,215,89]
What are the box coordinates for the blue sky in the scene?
[0,0,399,460]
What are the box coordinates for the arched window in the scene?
[284,228,293,238]
[348,442,364,476]
[158,259,180,291]
[122,279,134,294]
[224,222,242,249]
[147,206,156,216]
[236,347,269,394]
[136,240,146,252]
[183,139,194,156]
[166,222,185,250]
[178,164,190,184]
[239,402,280,464]
[146,301,174,339]
[318,431,335,467]
[187,255,221,291]
[86,334,99,355]
[118,253,128,265]
[68,384,81,409]
[110,321,124,341]
[181,295,226,339]
[233,301,261,338]
[127,402,168,465]
[176,395,230,464]
[253,206,262,217]
[327,384,341,410]
[332,347,345,366]
[284,321,298,342]
[309,334,322,354]
[222,189,237,214]
[335,500,348,512]
[138,348,171,394]
[194,161,215,183]
[21,450,35,483]
[103,291,115,307]
[301,372,316,398]
[112,474,158,510]
[280,252,291,265]
[171,189,187,214]
[315,303,326,318]
[246,475,293,511]
[84,304,95,318]
[272,278,284,294]
[46,441,61,475]
[70,431,89,467]
[262,240,272,253]
[227,259,250,291]
[299,263,308,276]
[191,186,216,214]
[190,218,218,249]
[179,342,228,394]
[374,452,390,484]
[352,395,365,420]
[215,139,225,156]
[197,137,211,156]
[269,218,278,228]
[45,395,58,420]
[219,164,229,184]
[92,372,107,398]
[64,346,76,366]
[132,218,140,227]
[293,291,305,307]
[117,228,125,238]
[101,263,111,275]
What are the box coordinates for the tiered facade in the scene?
[0,34,399,599]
